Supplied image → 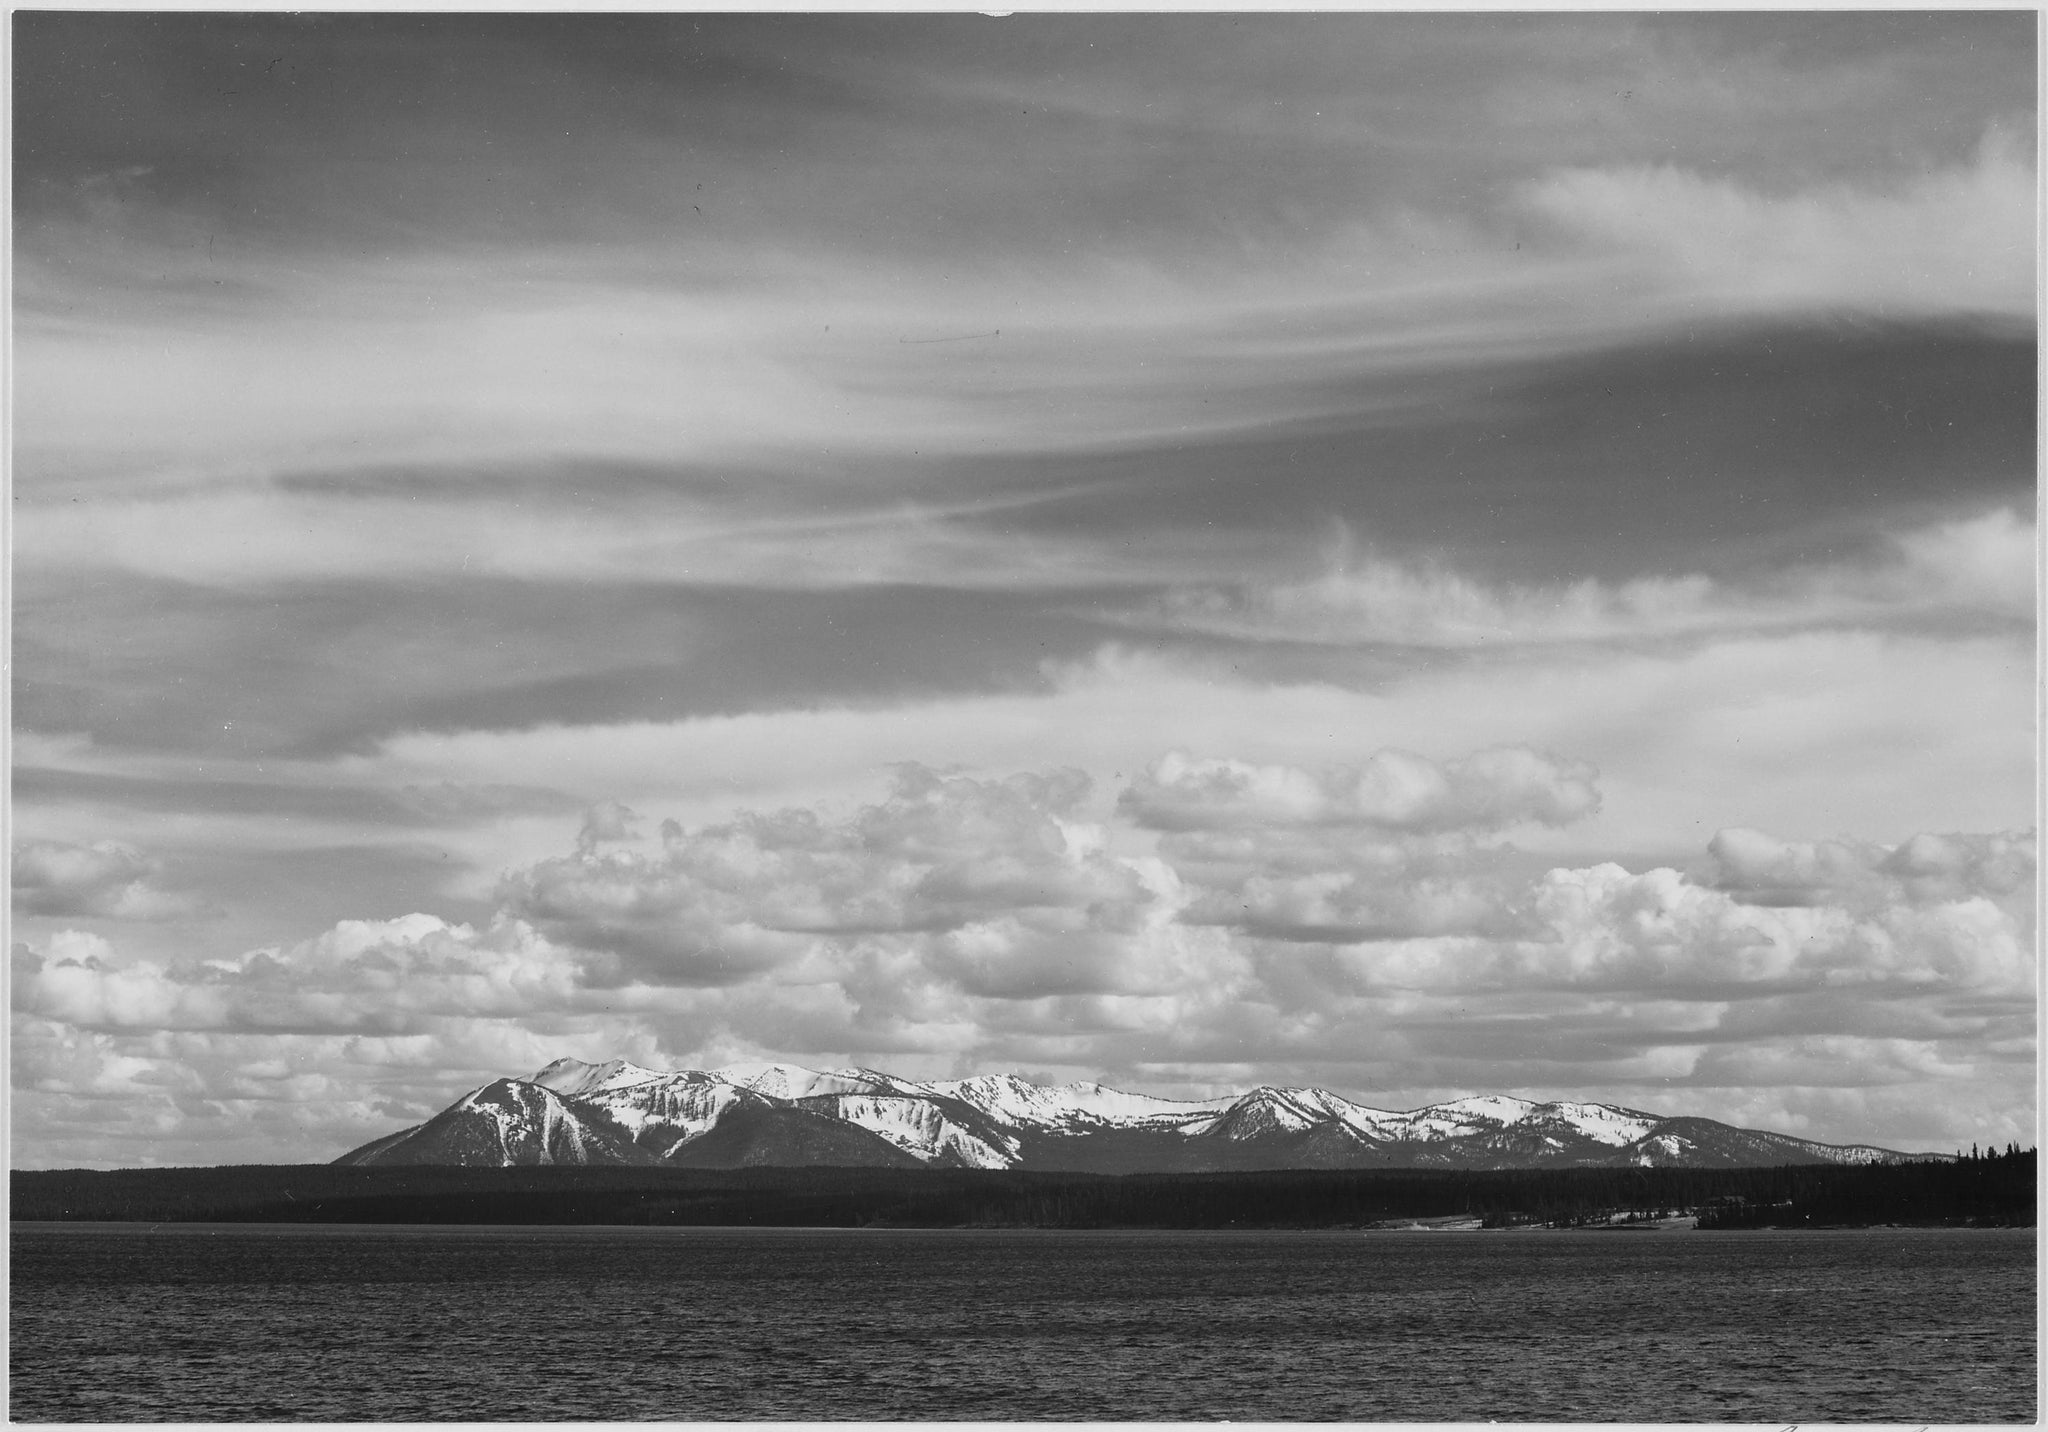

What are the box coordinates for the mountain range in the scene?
[336,1059,1928,1172]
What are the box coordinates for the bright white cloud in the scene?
[1506,861,2034,997]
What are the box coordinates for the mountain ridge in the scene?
[336,1058,1937,1172]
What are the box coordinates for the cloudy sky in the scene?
[11,12,2037,1168]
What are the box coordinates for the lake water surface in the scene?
[10,1223,2035,1421]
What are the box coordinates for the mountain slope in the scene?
[335,1060,1936,1172]
[657,1099,926,1169]
[335,1079,660,1168]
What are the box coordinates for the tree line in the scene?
[12,1150,2034,1228]
[1692,1143,2034,1229]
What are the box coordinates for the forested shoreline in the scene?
[11,1148,2033,1228]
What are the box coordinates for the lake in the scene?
[9,1223,2035,1421]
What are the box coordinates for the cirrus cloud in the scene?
[1142,506,2036,651]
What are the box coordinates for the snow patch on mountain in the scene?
[530,1057,667,1098]
[1525,1101,1662,1147]
[1178,1089,1667,1151]
[714,1063,908,1100]
[1822,1144,1909,1166]
[924,1074,1231,1130]
[460,1080,599,1165]
[576,1073,748,1155]
[1391,1094,1539,1140]
[1637,1134,1698,1166]
[807,1093,1017,1168]
[1295,1089,1409,1139]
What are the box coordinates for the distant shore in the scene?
[12,1154,2034,1230]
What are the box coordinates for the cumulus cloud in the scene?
[1179,842,1532,945]
[1505,861,2034,998]
[10,752,2034,1164]
[1709,826,2037,912]
[10,914,594,1036]
[575,799,642,853]
[1117,746,1597,944]
[1121,747,1600,834]
[1708,827,1874,905]
[1142,506,2036,650]
[1881,830,2039,906]
[1888,508,2039,617]
[1521,129,2035,319]
[12,838,202,920]
[503,765,1167,997]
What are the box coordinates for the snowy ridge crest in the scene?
[336,1059,1932,1172]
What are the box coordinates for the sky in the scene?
[10,12,2038,1168]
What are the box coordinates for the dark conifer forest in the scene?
[12,1147,2035,1228]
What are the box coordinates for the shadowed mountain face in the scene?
[335,1059,1934,1172]
[335,1079,664,1168]
[658,1101,926,1170]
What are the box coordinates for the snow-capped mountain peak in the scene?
[711,1062,908,1100]
[1522,1100,1663,1147]
[338,1058,1930,1173]
[922,1073,1232,1130]
[1184,1086,1338,1138]
[529,1057,668,1098]
[573,1074,748,1156]
[1419,1093,1539,1125]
